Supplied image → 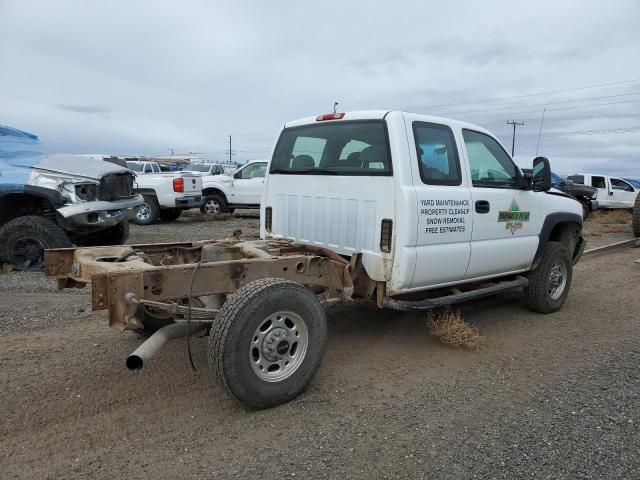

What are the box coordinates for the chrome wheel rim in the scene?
[203,199,221,214]
[136,203,151,222]
[548,260,568,300]
[249,311,309,382]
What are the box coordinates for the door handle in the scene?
[475,200,490,213]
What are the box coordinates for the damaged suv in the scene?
[0,125,142,270]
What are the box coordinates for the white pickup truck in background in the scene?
[126,163,203,225]
[567,173,638,209]
[199,160,268,214]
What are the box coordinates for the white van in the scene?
[566,173,638,209]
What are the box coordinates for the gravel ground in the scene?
[0,214,638,479]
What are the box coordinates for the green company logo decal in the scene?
[498,199,530,234]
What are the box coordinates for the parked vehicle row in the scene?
[567,173,638,209]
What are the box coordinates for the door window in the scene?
[144,164,152,173]
[152,163,161,173]
[591,176,606,189]
[236,162,267,179]
[413,122,461,186]
[610,178,634,192]
[462,130,518,188]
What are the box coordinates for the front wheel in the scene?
[208,278,327,409]
[0,215,72,271]
[523,241,572,313]
[200,194,227,215]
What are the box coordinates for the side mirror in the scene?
[532,157,552,192]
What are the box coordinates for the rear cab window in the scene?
[412,122,461,186]
[591,176,606,189]
[270,121,391,176]
[567,175,584,184]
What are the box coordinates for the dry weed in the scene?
[427,310,486,350]
[1,262,13,273]
[188,212,234,222]
[590,209,632,225]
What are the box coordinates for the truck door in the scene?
[461,129,542,279]
[231,162,267,205]
[609,177,637,208]
[590,175,611,207]
[408,120,472,288]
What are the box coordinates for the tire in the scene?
[0,215,72,271]
[580,201,590,219]
[523,241,573,314]
[76,220,129,246]
[200,194,227,215]
[633,194,640,238]
[131,195,160,225]
[159,208,182,222]
[209,278,327,409]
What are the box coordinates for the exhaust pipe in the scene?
[126,322,206,371]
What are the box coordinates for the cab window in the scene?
[611,178,634,191]
[413,122,461,186]
[462,130,518,188]
[144,164,152,173]
[591,176,606,189]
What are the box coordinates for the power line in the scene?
[410,77,640,110]
[421,92,640,117]
[454,98,640,120]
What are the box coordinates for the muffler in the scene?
[126,322,206,371]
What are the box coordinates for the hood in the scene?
[29,154,129,180]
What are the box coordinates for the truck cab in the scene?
[567,173,638,209]
[262,111,584,297]
[200,160,268,215]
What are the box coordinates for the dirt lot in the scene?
[1,213,639,479]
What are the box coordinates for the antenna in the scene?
[535,108,546,156]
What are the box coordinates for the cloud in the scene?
[57,104,109,114]
[0,0,639,174]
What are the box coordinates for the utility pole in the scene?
[228,135,232,164]
[168,148,174,155]
[506,120,524,156]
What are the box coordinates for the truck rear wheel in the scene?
[523,241,572,314]
[0,215,72,271]
[208,278,327,409]
[633,194,640,238]
[132,195,160,225]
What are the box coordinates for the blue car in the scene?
[0,125,142,270]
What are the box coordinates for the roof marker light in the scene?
[316,113,345,121]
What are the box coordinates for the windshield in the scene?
[126,162,143,172]
[624,178,640,188]
[184,164,211,172]
[270,120,391,176]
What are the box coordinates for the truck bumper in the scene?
[57,195,144,228]
[175,195,203,209]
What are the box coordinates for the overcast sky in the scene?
[1,0,639,176]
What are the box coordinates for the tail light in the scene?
[173,178,184,192]
[265,206,272,232]
[316,113,345,121]
[380,219,393,253]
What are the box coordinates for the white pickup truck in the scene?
[125,163,203,225]
[199,160,268,214]
[567,173,638,209]
[45,110,586,409]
